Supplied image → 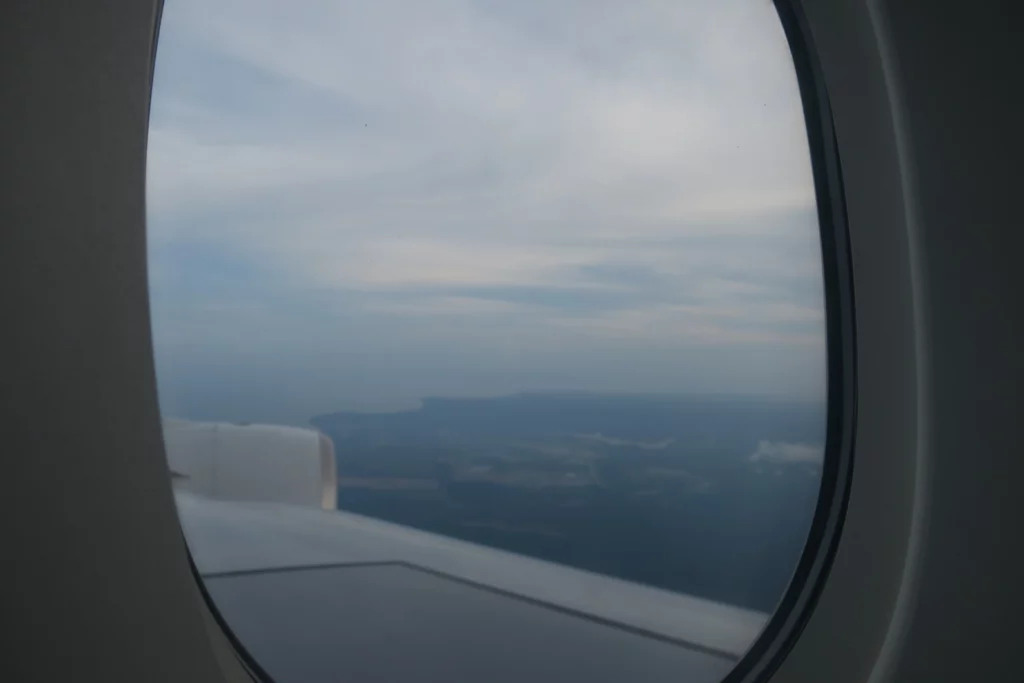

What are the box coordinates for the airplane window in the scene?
[148,1,834,681]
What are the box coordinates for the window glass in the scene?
[149,0,826,678]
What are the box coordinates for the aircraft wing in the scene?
[177,491,768,683]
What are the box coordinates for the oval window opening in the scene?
[148,1,832,681]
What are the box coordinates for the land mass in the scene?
[312,393,825,612]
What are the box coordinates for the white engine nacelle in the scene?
[162,419,337,510]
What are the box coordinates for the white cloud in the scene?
[749,441,824,465]
[148,0,814,242]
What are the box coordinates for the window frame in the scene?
[720,1,857,680]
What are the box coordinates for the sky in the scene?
[147,0,826,425]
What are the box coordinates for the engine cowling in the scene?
[162,419,337,510]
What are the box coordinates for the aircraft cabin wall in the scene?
[1,0,1020,682]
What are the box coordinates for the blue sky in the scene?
[147,0,826,425]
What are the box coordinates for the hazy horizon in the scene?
[159,386,826,428]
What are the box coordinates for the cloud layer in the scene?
[147,0,828,421]
[749,441,825,465]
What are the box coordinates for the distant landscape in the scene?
[312,393,825,612]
